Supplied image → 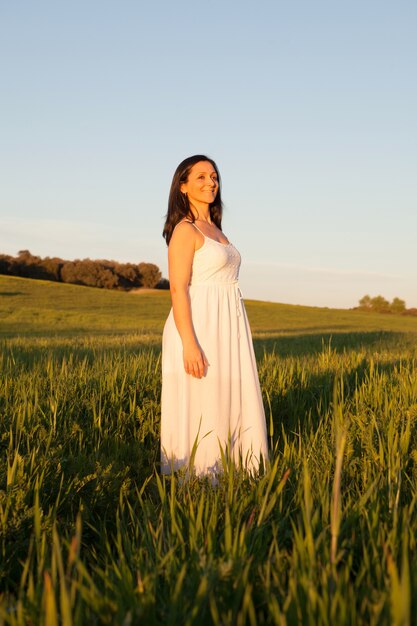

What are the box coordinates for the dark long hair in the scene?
[162,154,223,245]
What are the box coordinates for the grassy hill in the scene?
[1,274,417,341]
[1,273,417,623]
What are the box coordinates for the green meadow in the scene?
[1,274,417,625]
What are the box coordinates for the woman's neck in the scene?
[189,203,211,223]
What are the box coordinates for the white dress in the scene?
[161,222,269,477]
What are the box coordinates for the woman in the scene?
[161,154,268,478]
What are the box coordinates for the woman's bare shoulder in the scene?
[173,219,194,232]
[170,219,204,252]
[172,219,197,237]
[170,220,196,244]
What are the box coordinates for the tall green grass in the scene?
[1,329,417,624]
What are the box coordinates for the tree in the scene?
[0,254,13,275]
[12,251,55,281]
[390,297,406,314]
[370,295,390,313]
[0,250,166,291]
[111,262,143,289]
[358,294,372,310]
[61,260,119,289]
[138,263,162,288]
[156,278,170,290]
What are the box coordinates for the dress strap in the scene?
[189,222,205,236]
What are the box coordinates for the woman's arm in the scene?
[168,223,208,379]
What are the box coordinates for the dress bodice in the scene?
[190,236,241,285]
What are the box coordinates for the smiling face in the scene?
[180,161,219,211]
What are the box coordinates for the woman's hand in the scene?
[183,340,208,378]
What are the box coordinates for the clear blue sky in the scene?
[1,0,416,308]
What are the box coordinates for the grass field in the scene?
[1,274,417,625]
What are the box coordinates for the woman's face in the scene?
[180,161,219,208]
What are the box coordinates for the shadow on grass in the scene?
[2,329,416,367]
[0,332,163,366]
[262,338,417,458]
[253,330,417,359]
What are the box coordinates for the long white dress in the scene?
[161,222,269,477]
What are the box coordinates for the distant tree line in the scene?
[356,294,417,316]
[0,250,169,291]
